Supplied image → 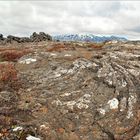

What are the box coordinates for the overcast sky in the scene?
[0,1,140,40]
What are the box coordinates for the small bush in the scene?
[0,63,21,91]
[0,64,17,82]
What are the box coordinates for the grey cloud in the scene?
[128,26,140,33]
[0,1,140,39]
[89,2,121,17]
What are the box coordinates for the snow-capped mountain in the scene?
[53,34,127,42]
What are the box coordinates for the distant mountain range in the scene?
[53,34,127,43]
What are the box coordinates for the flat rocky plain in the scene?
[0,40,140,140]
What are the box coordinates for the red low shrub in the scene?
[0,50,24,62]
[0,49,32,62]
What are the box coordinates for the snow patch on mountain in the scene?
[53,34,127,42]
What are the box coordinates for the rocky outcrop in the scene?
[6,35,28,43]
[0,32,52,44]
[30,32,52,42]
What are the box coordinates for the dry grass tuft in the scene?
[86,43,104,50]
[46,43,66,52]
[46,43,75,52]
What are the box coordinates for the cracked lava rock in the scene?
[0,40,140,140]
